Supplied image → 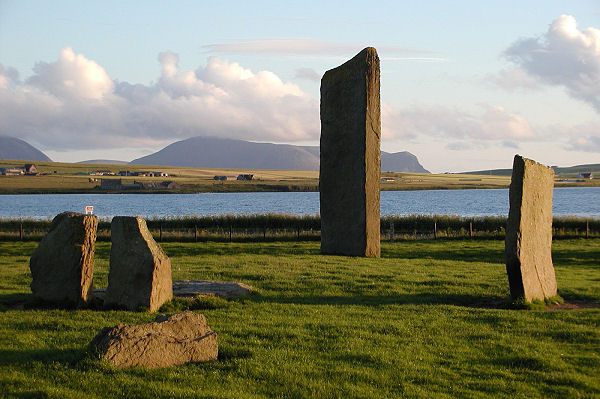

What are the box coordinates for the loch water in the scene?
[0,187,599,219]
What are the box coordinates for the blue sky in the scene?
[0,0,598,172]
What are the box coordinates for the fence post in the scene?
[229,225,232,242]
[20,221,23,241]
[263,226,266,239]
[194,225,198,242]
[389,221,394,242]
[297,226,300,240]
[469,221,473,239]
[159,225,162,242]
[586,220,589,239]
[434,221,437,239]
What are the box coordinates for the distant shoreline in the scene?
[1,182,599,195]
[1,159,598,194]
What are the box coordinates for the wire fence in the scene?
[1,214,598,242]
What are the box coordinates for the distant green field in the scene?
[2,159,598,193]
[1,239,598,398]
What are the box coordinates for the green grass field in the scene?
[1,239,599,398]
[2,158,599,194]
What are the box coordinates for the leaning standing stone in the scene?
[320,47,381,257]
[29,212,97,306]
[505,155,557,302]
[89,311,217,368]
[104,216,172,312]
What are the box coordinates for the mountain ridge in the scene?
[0,136,52,162]
[130,136,431,173]
[462,163,600,176]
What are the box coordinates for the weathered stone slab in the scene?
[104,216,172,312]
[505,155,557,302]
[172,280,253,298]
[320,47,381,257]
[89,311,217,368]
[92,280,253,301]
[29,212,97,305]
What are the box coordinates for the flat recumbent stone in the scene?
[89,311,217,368]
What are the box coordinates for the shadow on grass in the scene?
[0,293,105,312]
[251,292,508,309]
[0,293,33,311]
[161,239,506,264]
[382,239,505,263]
[93,244,111,260]
[163,243,321,258]
[0,348,87,367]
[552,246,600,268]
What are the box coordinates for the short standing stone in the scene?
[29,212,97,305]
[505,155,557,302]
[320,47,381,257]
[89,311,217,368]
[104,216,172,312]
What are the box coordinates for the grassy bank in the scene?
[2,159,599,194]
[1,239,599,398]
[2,214,598,242]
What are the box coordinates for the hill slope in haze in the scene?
[463,163,600,176]
[77,160,128,165]
[0,136,52,162]
[381,151,429,173]
[131,137,320,170]
[131,136,430,173]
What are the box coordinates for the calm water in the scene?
[0,187,599,219]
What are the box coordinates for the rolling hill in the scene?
[0,136,52,162]
[463,164,600,176]
[77,160,128,165]
[130,136,430,173]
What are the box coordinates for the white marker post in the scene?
[85,206,94,215]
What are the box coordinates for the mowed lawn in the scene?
[0,239,599,398]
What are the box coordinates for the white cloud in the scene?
[294,68,320,82]
[546,121,600,153]
[0,47,319,153]
[1,46,593,164]
[489,68,541,91]
[27,47,114,100]
[503,14,600,112]
[381,103,535,144]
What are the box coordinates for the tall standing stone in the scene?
[320,47,381,257]
[505,155,557,302]
[29,212,97,305]
[104,216,172,312]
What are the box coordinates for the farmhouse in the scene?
[134,171,169,177]
[0,167,24,176]
[0,164,38,176]
[24,164,38,175]
[91,170,115,176]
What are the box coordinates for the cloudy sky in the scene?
[0,1,598,172]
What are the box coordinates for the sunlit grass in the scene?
[0,239,598,398]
